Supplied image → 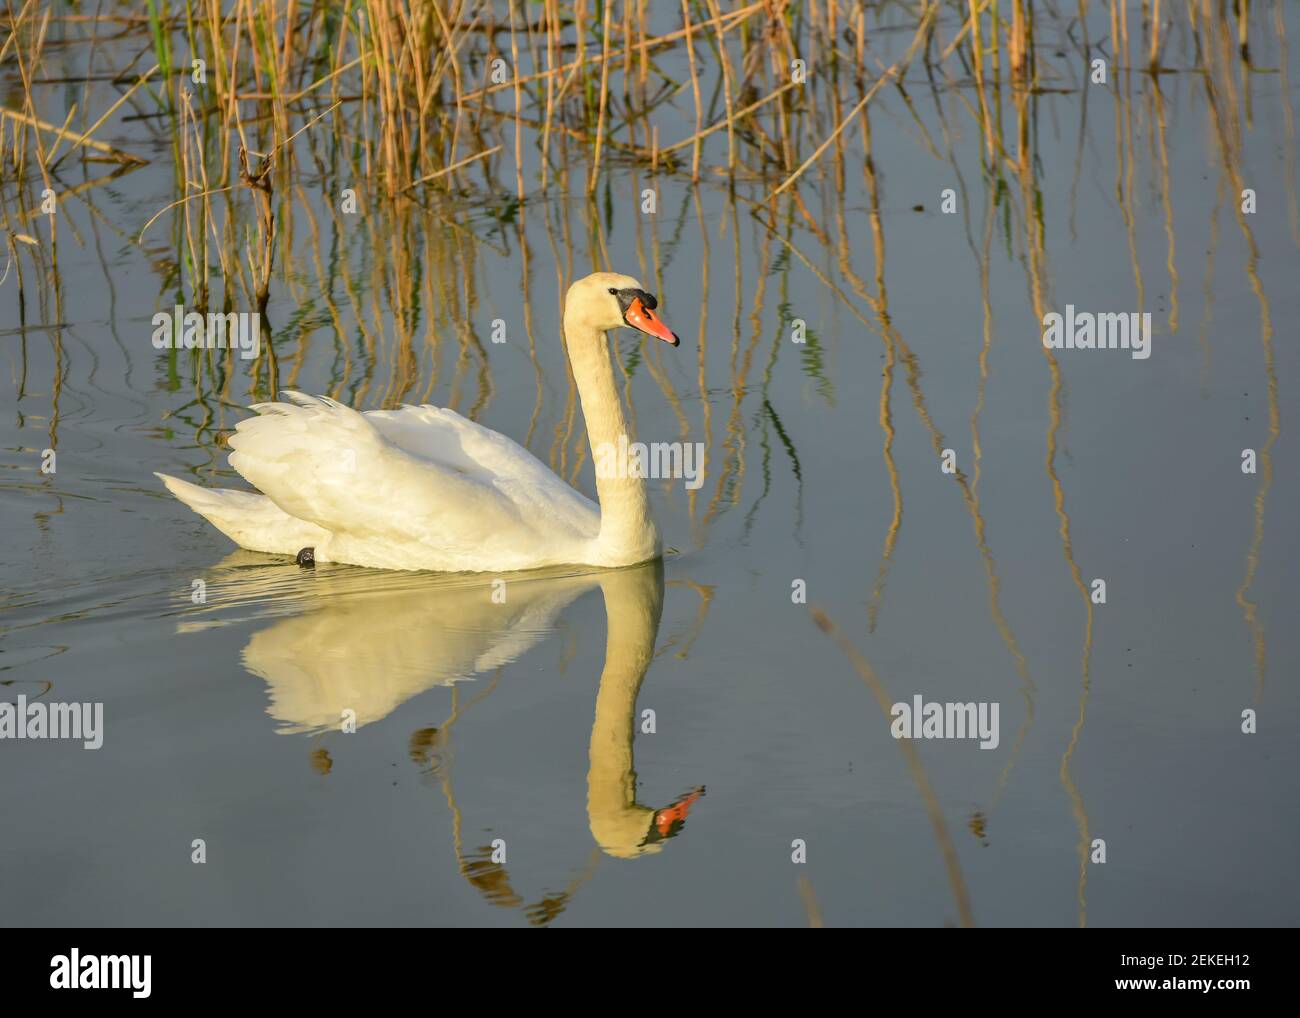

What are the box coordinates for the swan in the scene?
[156,271,681,572]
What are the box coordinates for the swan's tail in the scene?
[155,472,328,556]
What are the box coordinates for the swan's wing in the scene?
[227,393,597,569]
[365,403,597,523]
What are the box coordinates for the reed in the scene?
[1,1,1250,210]
[0,0,1269,394]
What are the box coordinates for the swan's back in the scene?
[174,392,602,572]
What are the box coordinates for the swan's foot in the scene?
[295,547,315,568]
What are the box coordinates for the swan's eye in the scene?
[608,288,618,295]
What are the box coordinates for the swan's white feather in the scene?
[155,472,329,555]
[162,392,600,572]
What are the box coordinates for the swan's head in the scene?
[565,271,680,347]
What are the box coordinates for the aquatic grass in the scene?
[1,1,1282,519]
[8,0,1238,254]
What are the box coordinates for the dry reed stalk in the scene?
[852,2,865,81]
[588,0,614,194]
[407,144,502,189]
[5,0,57,243]
[429,1,468,176]
[770,4,935,200]
[661,80,798,155]
[968,0,994,159]
[703,0,738,178]
[510,0,525,201]
[459,1,763,105]
[540,0,557,188]
[1009,0,1027,82]
[937,0,989,62]
[0,110,148,166]
[681,0,705,181]
[620,0,633,116]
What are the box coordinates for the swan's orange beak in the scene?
[625,296,680,347]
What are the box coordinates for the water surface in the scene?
[2,4,1298,927]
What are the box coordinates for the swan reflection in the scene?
[185,554,702,868]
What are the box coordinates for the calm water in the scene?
[2,6,1299,927]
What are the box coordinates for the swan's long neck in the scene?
[564,311,659,563]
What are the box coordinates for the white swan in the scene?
[156,272,681,572]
